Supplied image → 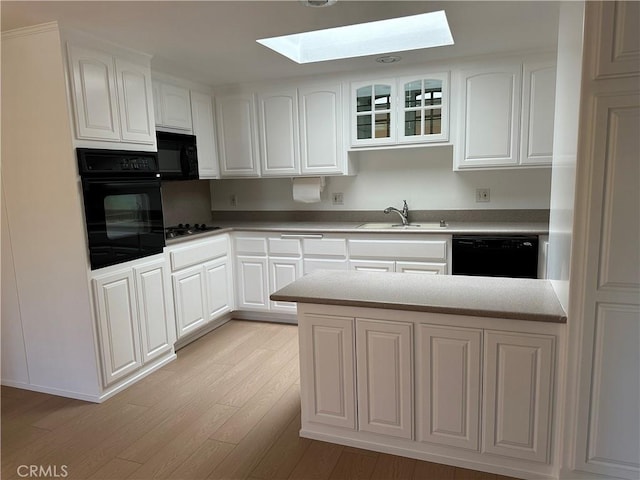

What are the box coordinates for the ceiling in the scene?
[1,1,560,88]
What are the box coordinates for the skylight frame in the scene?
[257,10,454,64]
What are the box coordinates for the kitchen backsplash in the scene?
[161,179,212,226]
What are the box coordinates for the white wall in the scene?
[210,146,552,211]
[547,2,585,311]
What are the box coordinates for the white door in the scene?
[397,73,450,144]
[92,269,143,386]
[115,57,155,145]
[203,256,232,321]
[482,330,554,463]
[67,44,120,142]
[417,324,481,450]
[299,313,356,429]
[269,257,302,313]
[217,94,260,177]
[158,83,192,130]
[396,261,447,275]
[520,61,556,165]
[134,258,175,364]
[235,255,269,310]
[456,64,522,168]
[190,91,219,179]
[356,319,413,439]
[349,260,395,273]
[351,80,396,146]
[258,89,300,176]
[172,265,208,338]
[299,84,344,174]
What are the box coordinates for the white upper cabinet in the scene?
[216,93,261,177]
[190,90,220,179]
[153,81,193,131]
[455,63,522,169]
[67,43,155,148]
[351,79,396,146]
[257,88,300,176]
[68,44,121,142]
[454,56,556,170]
[299,84,345,175]
[397,73,449,144]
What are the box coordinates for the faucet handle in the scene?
[402,200,408,213]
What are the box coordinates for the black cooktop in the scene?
[165,223,220,239]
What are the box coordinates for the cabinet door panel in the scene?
[349,260,395,273]
[269,258,302,313]
[356,319,413,439]
[396,261,447,275]
[300,85,344,174]
[159,83,192,130]
[417,325,481,450]
[172,266,207,338]
[521,62,556,165]
[204,257,231,320]
[115,57,155,145]
[217,94,260,177]
[134,259,174,363]
[483,331,554,462]
[236,256,268,310]
[68,45,120,141]
[190,91,219,179]
[300,314,356,429]
[258,91,300,175]
[93,270,142,386]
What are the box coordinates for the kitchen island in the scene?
[271,270,566,480]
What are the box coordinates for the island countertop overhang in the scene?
[270,270,567,324]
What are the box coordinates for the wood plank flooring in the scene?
[1,320,518,480]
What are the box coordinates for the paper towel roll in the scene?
[292,177,324,203]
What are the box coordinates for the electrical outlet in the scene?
[476,188,490,202]
[230,194,237,207]
[332,192,344,205]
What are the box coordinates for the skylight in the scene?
[257,10,454,64]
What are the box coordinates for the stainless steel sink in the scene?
[357,222,447,229]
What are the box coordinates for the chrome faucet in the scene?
[384,200,409,226]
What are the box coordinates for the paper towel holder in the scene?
[291,176,325,191]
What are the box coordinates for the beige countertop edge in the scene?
[269,294,567,324]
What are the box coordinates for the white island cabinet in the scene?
[273,271,566,480]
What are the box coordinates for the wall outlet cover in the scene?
[476,188,490,202]
[332,192,344,205]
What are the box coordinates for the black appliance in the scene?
[452,235,539,279]
[165,223,221,239]
[156,131,198,180]
[77,148,165,270]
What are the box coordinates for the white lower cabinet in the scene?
[416,325,481,451]
[168,235,233,339]
[350,260,395,273]
[236,256,269,310]
[92,255,176,387]
[298,305,561,478]
[269,257,302,313]
[482,330,554,463]
[356,319,413,439]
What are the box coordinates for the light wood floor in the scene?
[2,320,518,480]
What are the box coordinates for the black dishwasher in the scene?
[452,235,539,279]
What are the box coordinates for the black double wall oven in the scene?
[78,148,165,270]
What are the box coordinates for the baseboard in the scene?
[231,310,298,324]
[1,379,102,403]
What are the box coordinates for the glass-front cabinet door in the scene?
[352,80,396,146]
[398,72,449,144]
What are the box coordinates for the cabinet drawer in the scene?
[349,239,447,261]
[234,235,268,256]
[169,236,228,271]
[303,238,348,258]
[268,237,302,257]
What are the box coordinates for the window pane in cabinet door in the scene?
[404,110,421,136]
[375,113,391,138]
[424,79,443,106]
[425,108,442,135]
[356,86,372,112]
[374,85,392,110]
[357,114,372,140]
[404,81,422,108]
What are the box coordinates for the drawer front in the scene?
[268,237,302,257]
[303,238,348,258]
[234,235,268,256]
[170,236,228,271]
[349,239,447,261]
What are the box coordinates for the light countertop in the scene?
[270,270,567,324]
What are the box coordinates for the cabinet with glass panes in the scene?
[350,73,449,147]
